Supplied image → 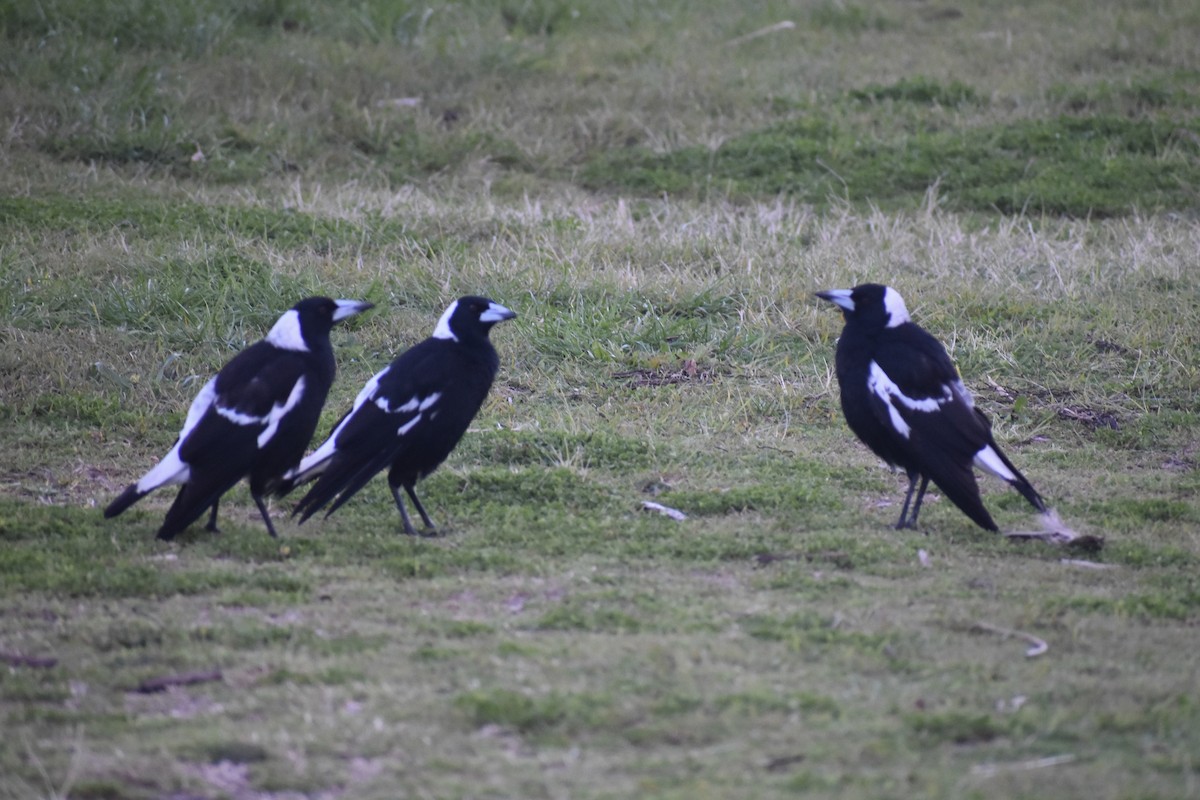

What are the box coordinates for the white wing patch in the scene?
[384,396,420,413]
[134,377,219,493]
[973,444,1017,482]
[287,366,389,482]
[867,361,957,439]
[135,447,191,493]
[376,391,440,415]
[379,392,439,435]
[211,376,307,448]
[257,377,306,448]
[265,309,310,352]
[180,378,218,439]
[216,404,264,427]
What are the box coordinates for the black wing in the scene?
[158,344,310,538]
[292,340,452,521]
[868,326,998,529]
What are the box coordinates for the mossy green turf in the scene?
[3,0,1200,798]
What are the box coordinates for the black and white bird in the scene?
[282,296,516,535]
[816,283,1046,531]
[104,296,374,540]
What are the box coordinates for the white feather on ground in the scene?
[1003,509,1104,551]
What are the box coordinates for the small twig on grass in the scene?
[1005,509,1104,552]
[971,753,1076,777]
[1060,558,1114,569]
[0,651,58,669]
[974,622,1048,658]
[724,20,795,48]
[135,669,223,694]
[641,501,687,521]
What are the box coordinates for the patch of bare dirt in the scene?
[613,359,716,387]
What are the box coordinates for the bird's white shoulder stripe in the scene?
[265,309,310,352]
[950,378,974,408]
[211,377,308,447]
[386,396,420,413]
[352,368,386,410]
[257,377,306,448]
[867,361,955,439]
[217,404,265,427]
[134,378,220,492]
[180,378,218,440]
[397,414,422,436]
[973,444,1017,482]
[135,447,190,492]
[376,391,441,415]
[288,368,389,480]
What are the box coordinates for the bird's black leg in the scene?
[251,493,280,539]
[205,500,221,533]
[908,475,931,528]
[404,485,438,535]
[895,472,920,529]
[389,485,420,536]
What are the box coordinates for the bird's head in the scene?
[432,296,517,343]
[268,297,375,352]
[816,283,910,330]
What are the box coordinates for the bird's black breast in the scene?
[834,322,923,471]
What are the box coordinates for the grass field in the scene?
[2,0,1200,797]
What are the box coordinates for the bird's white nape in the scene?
[882,287,911,328]
[432,301,460,342]
[265,309,310,352]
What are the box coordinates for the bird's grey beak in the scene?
[332,299,374,322]
[480,302,517,323]
[816,289,854,313]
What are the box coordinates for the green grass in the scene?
[3,0,1200,798]
[584,112,1200,216]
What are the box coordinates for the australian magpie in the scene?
[104,296,374,540]
[816,283,1046,531]
[282,296,516,535]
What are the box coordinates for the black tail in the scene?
[970,409,1047,516]
[271,456,327,499]
[293,449,392,523]
[155,478,239,541]
[993,447,1047,513]
[104,484,147,519]
[928,465,999,532]
[270,474,298,498]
